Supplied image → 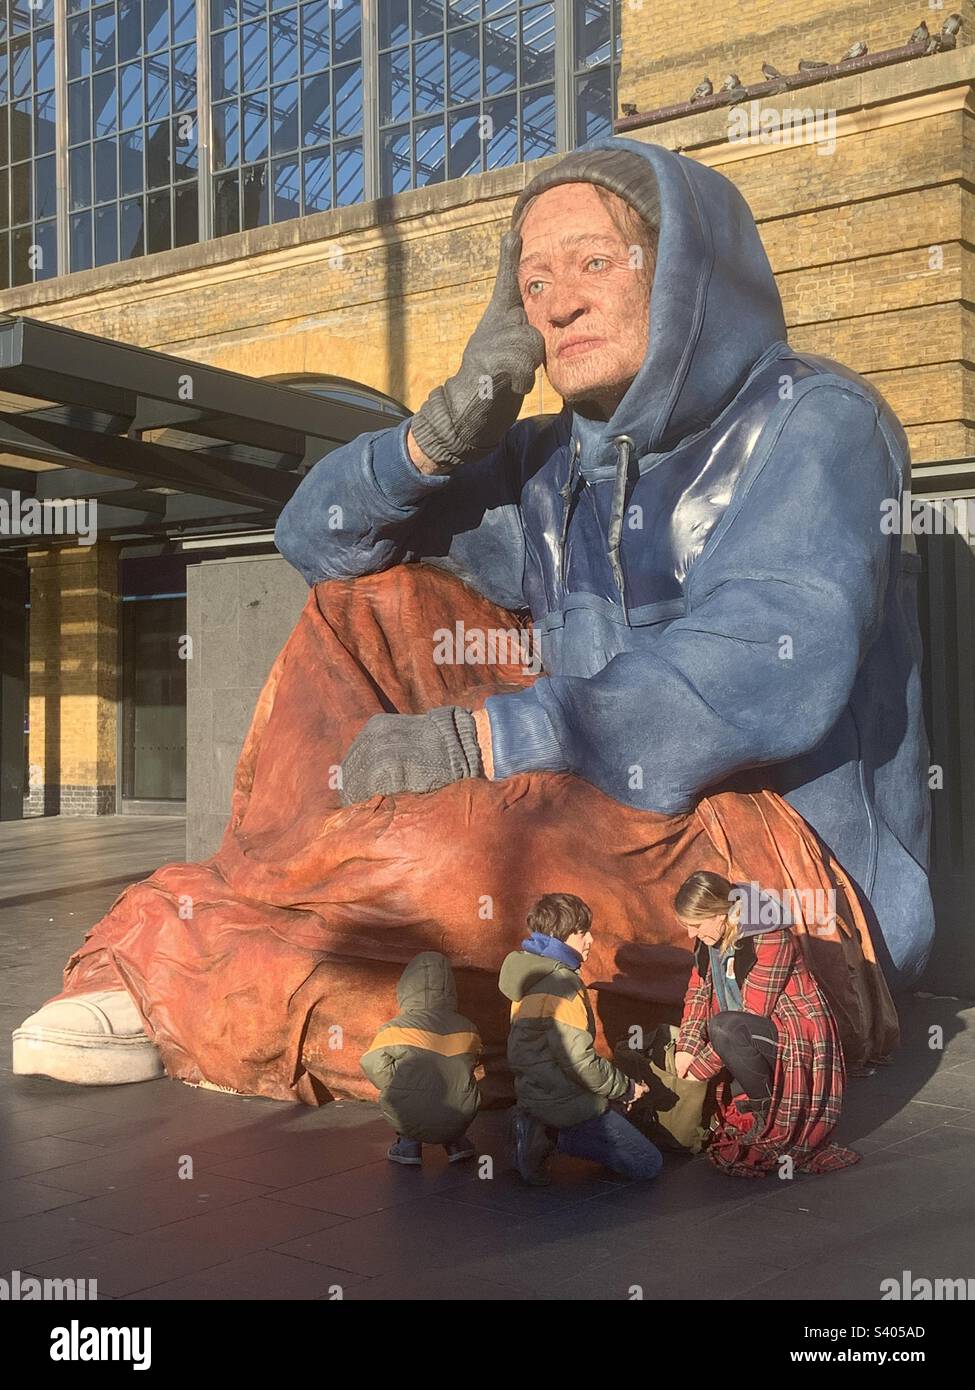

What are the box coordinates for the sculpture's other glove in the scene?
[339,707,483,805]
[409,230,545,470]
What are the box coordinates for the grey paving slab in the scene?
[121,1250,365,1301]
[0,1207,119,1265]
[0,1177,92,1221]
[40,1172,271,1236]
[266,1154,481,1218]
[23,1198,349,1298]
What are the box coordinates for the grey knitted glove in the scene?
[339,707,483,805]
[409,230,545,470]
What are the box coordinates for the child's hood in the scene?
[498,950,563,1003]
[396,951,458,1012]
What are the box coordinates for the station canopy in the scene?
[0,314,406,547]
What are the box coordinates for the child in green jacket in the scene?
[500,893,662,1185]
[361,951,482,1165]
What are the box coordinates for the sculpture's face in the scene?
[517,182,652,418]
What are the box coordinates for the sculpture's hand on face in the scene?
[517,182,652,420]
[339,707,483,805]
[407,230,546,471]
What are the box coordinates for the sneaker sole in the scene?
[387,1154,422,1166]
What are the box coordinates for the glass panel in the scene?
[332,62,361,137]
[146,187,170,250]
[379,125,410,195]
[172,112,198,180]
[378,0,408,47]
[11,161,31,222]
[119,61,141,128]
[241,0,267,17]
[34,89,55,155]
[92,3,116,70]
[118,0,142,63]
[174,180,198,244]
[212,99,240,168]
[574,68,610,143]
[92,70,117,135]
[0,232,9,291]
[10,0,32,32]
[300,0,329,73]
[211,0,238,28]
[69,209,93,270]
[300,72,328,145]
[66,17,90,78]
[213,169,239,234]
[34,25,54,89]
[11,34,32,94]
[94,136,117,201]
[447,105,479,177]
[333,138,362,205]
[241,160,268,227]
[272,155,299,219]
[33,218,57,279]
[12,225,34,282]
[94,202,118,264]
[0,168,7,228]
[379,46,409,125]
[146,119,170,186]
[172,0,195,45]
[69,144,91,208]
[120,128,144,193]
[574,0,609,67]
[448,25,479,104]
[11,101,32,160]
[447,0,479,25]
[211,30,239,99]
[414,115,444,185]
[145,53,170,120]
[241,91,268,161]
[414,39,443,115]
[172,43,196,111]
[144,0,169,52]
[270,8,298,82]
[120,194,145,255]
[413,0,444,38]
[522,4,554,84]
[484,11,516,93]
[241,18,267,92]
[271,81,298,153]
[483,92,516,166]
[68,79,91,144]
[302,146,329,211]
[332,1,360,62]
[34,152,56,218]
[521,82,554,159]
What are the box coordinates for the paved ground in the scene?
[2,816,974,1301]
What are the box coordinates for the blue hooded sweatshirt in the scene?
[274,135,933,990]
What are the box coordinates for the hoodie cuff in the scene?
[370,418,453,511]
[484,683,568,779]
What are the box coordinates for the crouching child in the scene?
[361,951,482,1165]
[499,893,663,1186]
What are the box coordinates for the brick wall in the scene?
[620,0,974,113]
[27,543,119,816]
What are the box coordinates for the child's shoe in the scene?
[505,1108,554,1186]
[443,1136,476,1163]
[387,1135,422,1165]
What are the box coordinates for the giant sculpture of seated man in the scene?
[13,138,930,1092]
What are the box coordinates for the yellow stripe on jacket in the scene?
[509,990,590,1031]
[367,1026,482,1057]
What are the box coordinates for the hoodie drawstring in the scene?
[557,436,582,589]
[608,435,634,624]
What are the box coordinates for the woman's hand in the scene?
[674,1051,696,1080]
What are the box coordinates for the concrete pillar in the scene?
[28,541,120,816]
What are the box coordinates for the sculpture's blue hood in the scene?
[515,136,788,466]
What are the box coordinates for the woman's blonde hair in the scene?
[674,871,740,952]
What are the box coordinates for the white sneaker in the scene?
[12,989,165,1085]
